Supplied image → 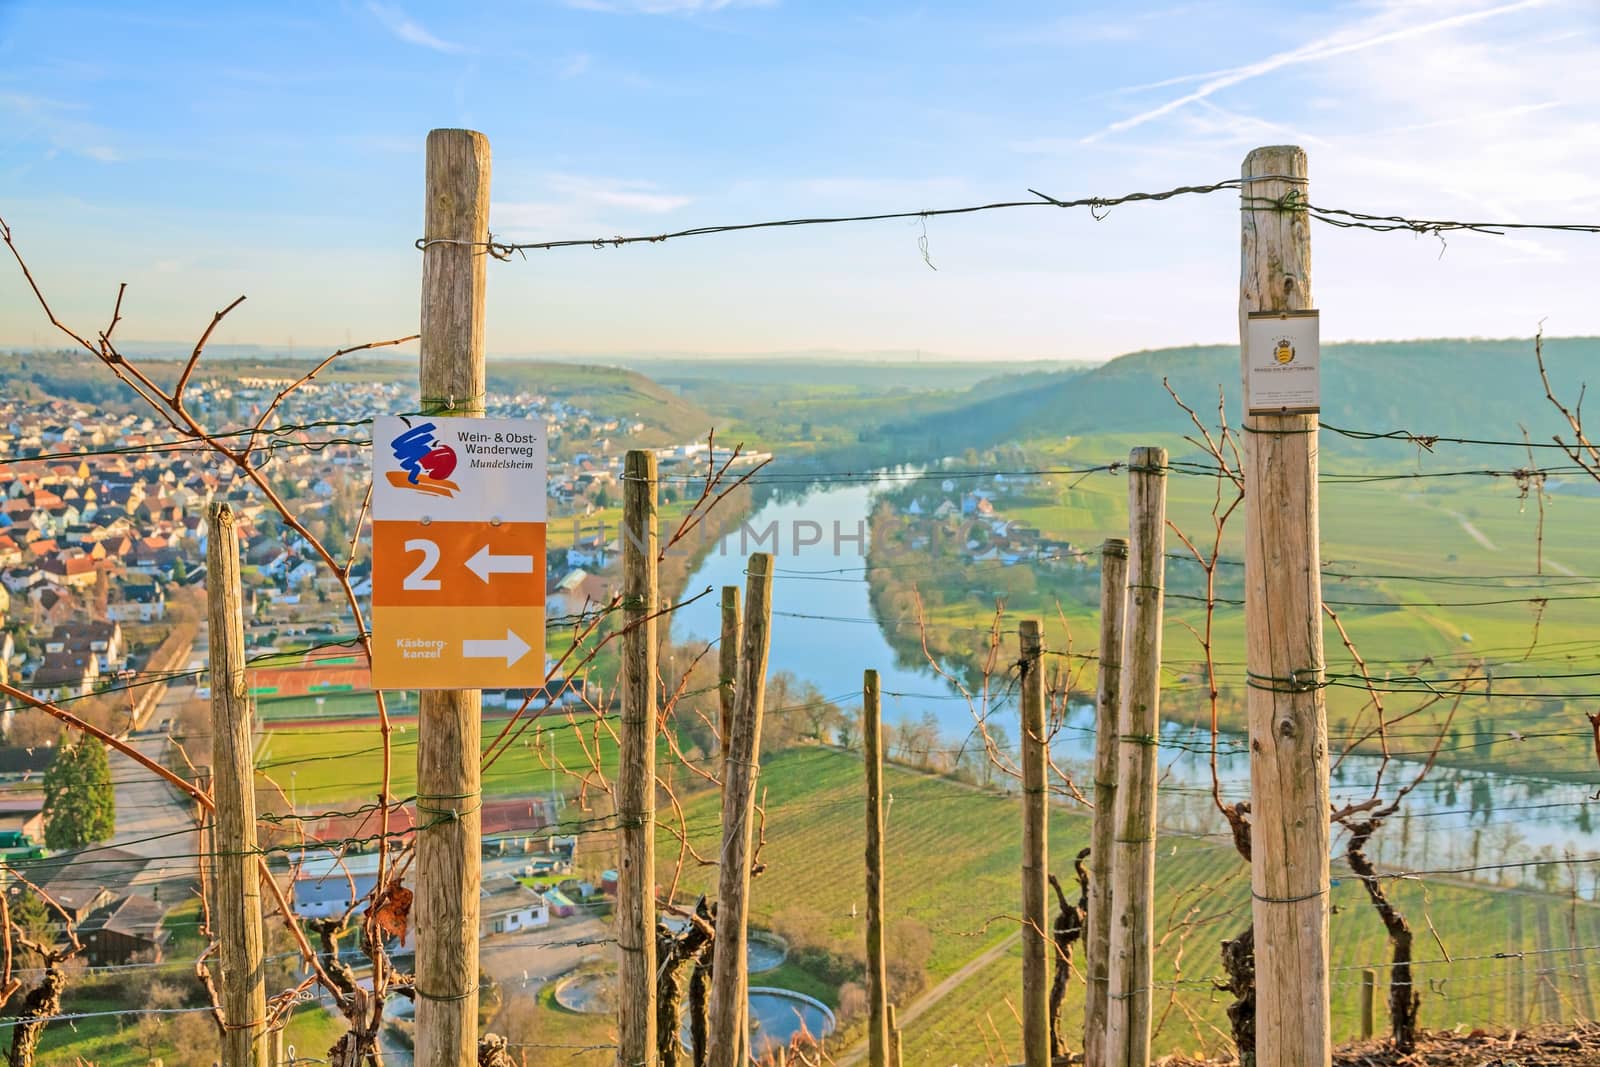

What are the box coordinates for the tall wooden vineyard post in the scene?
[415,127,489,1067]
[1084,536,1129,1064]
[719,585,740,765]
[1240,145,1331,1066]
[620,448,660,1066]
[1106,447,1166,1067]
[207,502,268,1067]
[863,669,891,1067]
[1019,619,1050,1067]
[708,554,775,1066]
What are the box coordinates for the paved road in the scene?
[108,731,202,894]
[480,914,614,994]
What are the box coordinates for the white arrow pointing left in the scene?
[466,544,537,584]
[462,629,533,667]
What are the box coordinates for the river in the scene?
[672,475,1600,887]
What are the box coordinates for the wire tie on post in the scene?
[1242,422,1317,435]
[1253,886,1327,904]
[413,983,480,1003]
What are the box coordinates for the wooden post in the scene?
[206,503,268,1067]
[267,1028,285,1067]
[863,669,890,1067]
[415,127,490,1067]
[620,448,660,1067]
[719,585,740,765]
[708,554,775,1067]
[1106,447,1166,1067]
[1240,145,1330,1067]
[1085,536,1129,1065]
[886,1003,902,1067]
[1019,619,1049,1067]
[1359,969,1376,1039]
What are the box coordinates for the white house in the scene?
[479,875,550,937]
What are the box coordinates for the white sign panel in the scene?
[1245,310,1321,415]
[371,415,548,524]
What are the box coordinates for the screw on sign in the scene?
[370,414,548,689]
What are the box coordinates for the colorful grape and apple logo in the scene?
[387,421,460,498]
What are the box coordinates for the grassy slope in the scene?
[667,748,1597,1063]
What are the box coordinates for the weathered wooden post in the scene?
[708,554,775,1067]
[1019,618,1050,1067]
[1360,968,1376,1039]
[1106,447,1166,1067]
[1240,145,1331,1067]
[621,448,660,1067]
[719,585,740,765]
[1085,536,1129,1064]
[863,669,890,1067]
[207,502,268,1067]
[415,127,489,1067]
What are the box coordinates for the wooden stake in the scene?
[1240,145,1331,1067]
[863,669,890,1067]
[1360,969,1376,1039]
[415,127,490,1067]
[1084,536,1129,1066]
[708,553,774,1067]
[887,1003,903,1067]
[267,1028,284,1067]
[621,448,660,1067]
[719,585,740,766]
[206,503,267,1067]
[1106,447,1166,1067]
[1019,619,1050,1067]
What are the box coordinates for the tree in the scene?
[133,982,184,1060]
[886,917,932,1001]
[166,1010,221,1067]
[9,888,53,963]
[42,734,116,850]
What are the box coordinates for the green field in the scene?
[254,714,628,809]
[874,428,1600,780]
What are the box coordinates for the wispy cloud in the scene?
[366,2,466,53]
[563,0,774,14]
[495,176,693,235]
[548,175,693,213]
[558,52,593,78]
[1085,0,1548,141]
[0,92,122,163]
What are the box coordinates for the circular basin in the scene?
[553,972,616,1014]
[747,987,836,1058]
[679,986,836,1059]
[747,932,788,974]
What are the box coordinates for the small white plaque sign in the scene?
[1245,309,1320,415]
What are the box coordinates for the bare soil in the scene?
[1152,1023,1600,1066]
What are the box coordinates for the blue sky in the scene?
[2,0,1596,360]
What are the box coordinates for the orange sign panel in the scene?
[369,415,548,691]
[371,522,546,609]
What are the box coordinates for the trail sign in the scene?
[370,414,548,689]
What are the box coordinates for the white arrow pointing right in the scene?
[462,629,533,667]
[466,544,537,584]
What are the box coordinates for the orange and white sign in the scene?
[370,415,547,690]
